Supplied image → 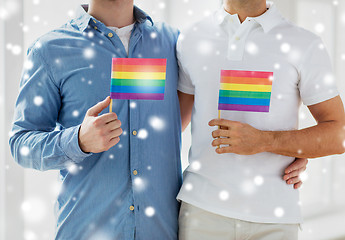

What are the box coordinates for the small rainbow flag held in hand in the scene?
[218,70,273,113]
[110,58,167,100]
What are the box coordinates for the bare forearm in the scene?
[263,121,345,158]
[178,91,194,132]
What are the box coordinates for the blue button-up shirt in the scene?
[9,5,182,240]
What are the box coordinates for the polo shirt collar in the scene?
[73,4,153,32]
[252,2,284,33]
[215,1,284,33]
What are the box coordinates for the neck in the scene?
[224,0,267,23]
[89,0,135,28]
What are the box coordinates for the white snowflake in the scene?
[84,48,95,59]
[0,7,9,20]
[245,42,258,55]
[230,44,237,50]
[274,63,280,69]
[299,112,306,120]
[72,110,79,117]
[33,0,40,4]
[253,176,264,186]
[11,45,22,55]
[314,23,325,33]
[241,180,256,195]
[88,31,94,38]
[299,172,309,182]
[145,206,155,217]
[67,164,78,174]
[184,183,193,191]
[219,190,229,201]
[150,32,157,39]
[323,74,334,85]
[190,161,201,171]
[24,230,37,240]
[197,40,213,55]
[21,197,47,223]
[32,15,40,22]
[34,41,42,49]
[67,10,75,18]
[158,2,166,9]
[280,43,290,53]
[109,154,114,159]
[20,146,30,156]
[274,207,285,218]
[133,177,147,192]
[33,96,43,106]
[130,101,137,109]
[276,34,282,40]
[22,25,29,32]
[149,116,165,131]
[137,129,148,139]
[147,166,152,170]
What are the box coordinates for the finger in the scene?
[283,169,300,181]
[215,145,233,154]
[98,112,118,124]
[107,137,120,149]
[87,96,111,116]
[209,118,234,128]
[212,138,231,147]
[286,176,300,185]
[284,158,308,174]
[294,182,303,189]
[105,120,122,132]
[212,129,231,138]
[220,126,228,130]
[109,128,123,139]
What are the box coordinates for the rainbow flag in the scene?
[218,70,273,112]
[111,58,167,100]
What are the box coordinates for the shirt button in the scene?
[132,130,137,136]
[94,26,98,30]
[129,205,135,211]
[108,32,114,38]
[133,170,138,176]
[235,36,240,41]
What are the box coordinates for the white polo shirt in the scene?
[177,2,338,224]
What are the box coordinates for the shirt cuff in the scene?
[60,125,92,164]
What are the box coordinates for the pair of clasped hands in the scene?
[79,97,306,189]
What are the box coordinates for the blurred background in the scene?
[1,0,345,239]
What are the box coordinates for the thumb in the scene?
[87,96,111,116]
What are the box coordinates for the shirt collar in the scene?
[215,1,284,33]
[73,4,153,32]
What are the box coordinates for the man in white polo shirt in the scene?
[177,0,345,239]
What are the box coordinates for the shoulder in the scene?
[27,21,79,57]
[273,19,322,48]
[142,21,180,43]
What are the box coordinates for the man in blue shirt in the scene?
[9,0,306,239]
